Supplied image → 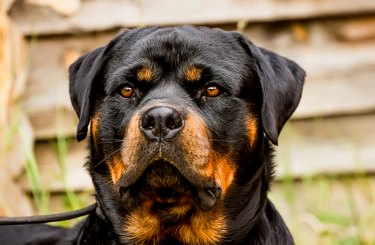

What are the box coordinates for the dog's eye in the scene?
[119,84,134,98]
[205,85,220,97]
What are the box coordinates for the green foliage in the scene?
[272,174,375,245]
[24,140,50,214]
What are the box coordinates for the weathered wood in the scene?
[3,115,34,177]
[0,2,28,134]
[9,0,375,35]
[1,1,30,174]
[0,172,33,216]
[0,5,33,216]
[24,34,113,139]
[26,0,81,16]
[276,114,375,179]
[3,0,15,12]
[329,17,375,41]
[296,69,375,118]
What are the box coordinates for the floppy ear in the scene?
[69,47,106,141]
[69,32,124,141]
[237,34,306,145]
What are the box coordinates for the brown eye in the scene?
[119,85,134,98]
[206,85,220,97]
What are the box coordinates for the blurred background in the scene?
[1,0,375,244]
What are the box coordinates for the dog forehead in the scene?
[110,27,248,68]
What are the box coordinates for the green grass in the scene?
[24,142,50,214]
[23,108,89,222]
[269,162,375,245]
[270,117,375,245]
[52,135,82,211]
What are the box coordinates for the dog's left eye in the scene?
[119,84,134,98]
[205,85,220,97]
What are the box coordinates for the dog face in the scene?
[69,26,305,244]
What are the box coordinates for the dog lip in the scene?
[118,158,222,210]
[198,187,221,210]
[119,153,207,189]
[120,159,215,190]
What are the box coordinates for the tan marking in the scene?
[180,112,211,168]
[246,115,258,150]
[168,203,191,217]
[178,209,226,244]
[109,154,125,184]
[124,206,162,243]
[90,113,100,150]
[124,205,226,244]
[137,66,153,81]
[185,66,202,81]
[179,110,236,194]
[203,152,236,195]
[121,114,143,170]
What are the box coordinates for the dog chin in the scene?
[119,160,221,219]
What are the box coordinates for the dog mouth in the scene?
[119,160,221,221]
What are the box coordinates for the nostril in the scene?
[166,116,177,129]
[142,114,156,129]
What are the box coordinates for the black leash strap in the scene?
[0,203,96,225]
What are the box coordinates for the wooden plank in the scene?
[0,3,30,176]
[329,17,375,41]
[24,34,113,139]
[0,172,33,216]
[0,6,33,215]
[295,69,375,118]
[0,4,28,132]
[2,0,15,12]
[276,114,375,179]
[3,115,34,177]
[242,19,375,118]
[25,0,81,16]
[9,0,375,35]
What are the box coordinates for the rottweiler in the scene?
[0,26,305,244]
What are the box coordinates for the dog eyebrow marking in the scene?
[137,66,153,82]
[185,65,202,82]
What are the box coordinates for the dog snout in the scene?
[140,106,184,140]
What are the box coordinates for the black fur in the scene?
[0,26,305,244]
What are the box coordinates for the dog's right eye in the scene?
[118,84,134,98]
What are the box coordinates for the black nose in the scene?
[140,107,184,140]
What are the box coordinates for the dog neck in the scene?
[223,139,273,243]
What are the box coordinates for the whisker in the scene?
[93,148,122,168]
[100,138,125,143]
[211,139,239,144]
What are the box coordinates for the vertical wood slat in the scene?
[0,0,33,216]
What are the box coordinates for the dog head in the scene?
[69,26,305,244]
